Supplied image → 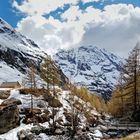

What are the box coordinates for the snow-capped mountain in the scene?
[0,17,122,100]
[53,45,123,100]
[0,18,67,85]
[0,18,45,83]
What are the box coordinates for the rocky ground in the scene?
[0,88,111,140]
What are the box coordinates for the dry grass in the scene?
[120,132,140,140]
[107,132,140,140]
[19,88,45,96]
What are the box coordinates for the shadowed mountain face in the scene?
[53,45,123,100]
[0,18,44,74]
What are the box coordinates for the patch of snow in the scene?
[0,99,4,104]
[0,124,33,140]
[92,129,103,140]
[9,89,20,99]
[38,133,49,140]
[0,61,23,84]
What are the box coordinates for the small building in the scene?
[0,81,21,89]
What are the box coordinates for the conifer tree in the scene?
[40,55,60,130]
[122,45,140,111]
[114,43,140,115]
[40,55,52,91]
[40,55,60,91]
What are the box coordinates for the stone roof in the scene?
[0,82,20,87]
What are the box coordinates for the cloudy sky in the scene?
[0,0,140,57]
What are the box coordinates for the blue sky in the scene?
[0,0,22,27]
[0,0,140,57]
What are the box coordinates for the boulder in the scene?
[74,132,91,140]
[54,128,64,135]
[0,103,19,134]
[24,108,42,115]
[48,97,62,108]
[20,108,42,115]
[1,98,22,106]
[37,100,46,108]
[23,112,45,124]
[40,113,50,123]
[22,108,42,124]
[0,92,10,99]
[17,129,36,140]
[17,129,29,140]
[132,110,140,122]
[43,109,50,115]
[30,125,46,135]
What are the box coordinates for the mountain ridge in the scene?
[0,18,68,85]
[53,45,123,100]
[0,17,122,100]
[0,18,44,83]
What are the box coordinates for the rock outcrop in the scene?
[0,101,19,134]
[1,98,22,106]
[0,91,10,99]
[54,46,123,100]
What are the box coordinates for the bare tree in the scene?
[67,83,80,137]
[24,65,38,122]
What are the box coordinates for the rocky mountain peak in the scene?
[53,45,123,100]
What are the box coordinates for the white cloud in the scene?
[12,0,78,16]
[80,4,140,57]
[14,1,140,57]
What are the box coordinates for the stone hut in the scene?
[0,81,21,89]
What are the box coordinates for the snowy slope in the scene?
[53,45,123,100]
[0,18,46,83]
[0,18,68,86]
[0,18,44,57]
[0,61,23,83]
